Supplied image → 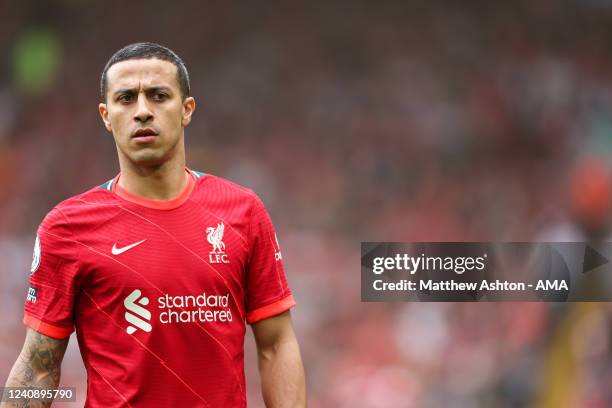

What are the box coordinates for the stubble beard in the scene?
[118,131,183,169]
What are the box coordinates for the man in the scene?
[3,42,306,407]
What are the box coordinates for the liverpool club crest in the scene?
[206,222,229,264]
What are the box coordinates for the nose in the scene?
[133,93,153,123]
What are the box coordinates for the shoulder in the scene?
[194,172,263,207]
[40,181,123,230]
[56,183,121,211]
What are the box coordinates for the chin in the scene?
[129,151,168,167]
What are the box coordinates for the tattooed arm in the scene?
[1,328,68,408]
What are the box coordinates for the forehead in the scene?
[106,58,179,91]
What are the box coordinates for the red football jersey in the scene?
[23,168,295,407]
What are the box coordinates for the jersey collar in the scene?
[111,167,196,210]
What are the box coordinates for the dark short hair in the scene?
[100,42,190,100]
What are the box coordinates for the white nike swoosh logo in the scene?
[112,239,146,255]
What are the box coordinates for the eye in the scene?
[117,94,133,103]
[153,92,168,101]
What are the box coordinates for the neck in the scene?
[117,150,188,201]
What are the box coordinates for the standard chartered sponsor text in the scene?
[158,293,232,324]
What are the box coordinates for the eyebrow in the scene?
[113,86,172,96]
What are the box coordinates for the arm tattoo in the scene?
[3,329,68,407]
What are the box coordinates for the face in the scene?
[99,58,195,167]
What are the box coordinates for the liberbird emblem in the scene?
[206,222,229,264]
[206,223,225,253]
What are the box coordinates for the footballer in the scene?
[2,42,306,407]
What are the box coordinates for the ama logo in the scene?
[124,289,152,334]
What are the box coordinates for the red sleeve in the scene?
[245,197,295,324]
[23,208,82,339]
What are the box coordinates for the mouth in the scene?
[131,128,158,143]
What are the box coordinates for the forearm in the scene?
[5,352,62,388]
[1,329,67,408]
[2,357,60,408]
[258,337,306,408]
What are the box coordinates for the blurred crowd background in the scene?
[2,0,612,407]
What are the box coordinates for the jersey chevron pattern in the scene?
[23,168,295,407]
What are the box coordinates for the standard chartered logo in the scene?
[158,293,232,323]
[124,289,152,334]
[123,289,232,335]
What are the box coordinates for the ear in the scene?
[98,103,112,132]
[181,97,196,127]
